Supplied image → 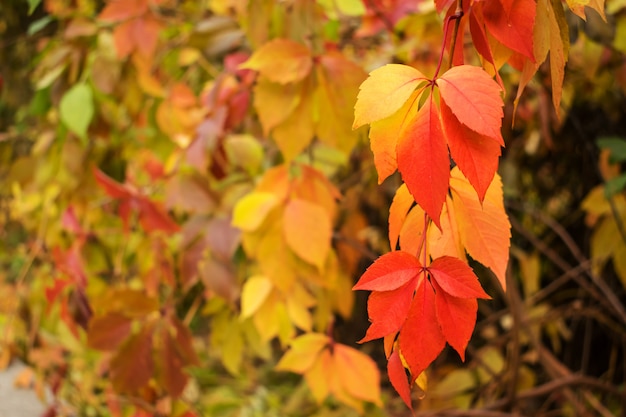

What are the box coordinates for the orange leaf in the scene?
[437,65,504,144]
[440,100,501,201]
[333,343,382,405]
[450,168,511,290]
[388,184,414,251]
[482,0,536,61]
[240,39,312,84]
[398,280,446,377]
[98,0,147,22]
[253,77,302,134]
[353,64,428,129]
[283,198,332,269]
[398,204,426,256]
[397,94,449,226]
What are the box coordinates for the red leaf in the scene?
[440,100,501,201]
[110,323,155,393]
[433,280,478,361]
[87,313,132,351]
[93,167,132,199]
[98,0,147,22]
[398,280,446,377]
[397,94,449,226]
[388,349,413,409]
[482,0,536,61]
[360,282,415,343]
[428,256,490,299]
[353,251,422,291]
[155,325,187,397]
[437,65,504,144]
[136,197,180,234]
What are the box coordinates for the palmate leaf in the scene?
[428,256,490,299]
[352,251,423,291]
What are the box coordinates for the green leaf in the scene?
[27,16,53,35]
[604,173,626,198]
[59,83,94,142]
[28,0,42,14]
[597,136,626,162]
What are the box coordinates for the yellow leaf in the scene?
[275,333,329,373]
[240,38,312,84]
[304,348,332,403]
[283,198,332,269]
[613,242,626,288]
[333,343,382,406]
[232,192,279,231]
[353,64,428,129]
[428,196,466,262]
[253,77,302,134]
[450,168,511,290]
[240,275,273,319]
[272,77,316,161]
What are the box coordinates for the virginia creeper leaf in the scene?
[433,280,478,361]
[283,198,332,269]
[110,323,155,393]
[450,168,511,290]
[437,65,504,144]
[482,0,536,61]
[398,280,446,377]
[428,256,490,299]
[398,204,426,256]
[360,281,415,342]
[368,88,423,183]
[352,251,422,291]
[353,64,428,128]
[389,183,415,250]
[440,100,501,202]
[334,343,382,406]
[87,313,132,351]
[397,94,449,226]
[232,192,279,232]
[276,333,329,373]
[240,38,312,84]
[388,349,413,410]
[240,275,273,319]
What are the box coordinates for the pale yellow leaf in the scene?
[240,275,273,319]
[276,333,329,373]
[232,192,279,231]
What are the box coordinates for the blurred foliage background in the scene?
[1,0,626,416]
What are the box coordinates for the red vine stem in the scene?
[433,7,464,80]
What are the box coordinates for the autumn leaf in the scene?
[397,94,449,225]
[240,275,274,319]
[482,0,537,61]
[239,39,312,84]
[110,323,155,393]
[389,184,415,250]
[276,333,329,373]
[387,349,413,409]
[352,251,423,291]
[87,313,132,351]
[359,282,415,342]
[353,64,428,129]
[450,168,511,289]
[432,280,478,361]
[333,343,382,405]
[232,192,279,232]
[283,198,332,269]
[398,280,446,377]
[440,100,502,201]
[437,65,504,144]
[428,256,491,299]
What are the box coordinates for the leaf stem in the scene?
[432,7,464,80]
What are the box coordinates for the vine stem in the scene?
[432,5,464,80]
